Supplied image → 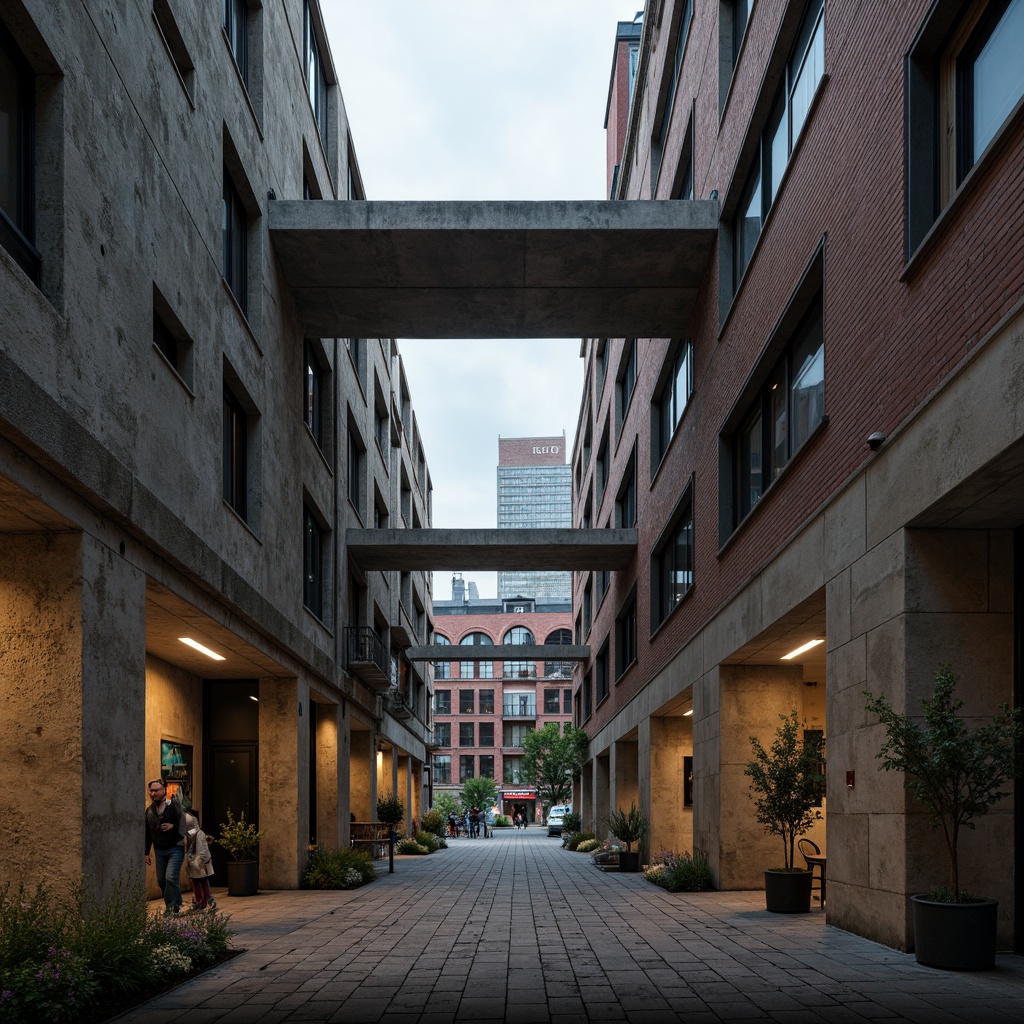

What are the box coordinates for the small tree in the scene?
[865,663,1024,902]
[744,710,825,870]
[605,802,648,852]
[460,776,498,812]
[521,723,588,809]
[376,791,405,828]
[432,792,461,820]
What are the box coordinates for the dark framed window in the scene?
[152,290,194,388]
[615,592,638,678]
[503,757,524,784]
[222,170,248,313]
[0,22,39,284]
[459,755,475,782]
[732,0,824,289]
[459,689,474,714]
[303,340,324,448]
[563,688,572,714]
[477,661,494,680]
[583,580,593,636]
[652,341,692,471]
[479,689,495,714]
[222,383,248,519]
[479,755,494,779]
[652,0,694,187]
[616,447,637,528]
[434,722,451,747]
[651,482,694,630]
[459,722,475,747]
[479,722,494,747]
[434,690,451,715]
[303,503,324,619]
[544,689,560,714]
[503,626,534,645]
[347,422,364,514]
[583,672,593,720]
[595,643,609,705]
[595,432,609,508]
[303,1,328,145]
[223,0,248,85]
[433,754,451,785]
[503,723,532,747]
[615,340,637,431]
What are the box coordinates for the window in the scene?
[563,688,572,714]
[652,0,693,187]
[303,340,325,449]
[223,0,248,85]
[479,754,494,779]
[458,660,475,680]
[222,169,248,313]
[0,22,38,283]
[673,116,695,201]
[616,448,637,528]
[652,341,692,470]
[731,0,825,289]
[477,661,494,680]
[154,0,196,102]
[347,421,364,515]
[479,722,494,747]
[543,689,560,714]
[595,432,609,509]
[719,0,753,113]
[615,592,638,678]
[479,689,494,714]
[732,291,824,526]
[303,503,325,620]
[434,690,451,715]
[907,0,1024,256]
[459,722,475,747]
[434,634,451,680]
[459,755,475,782]
[303,1,328,146]
[222,382,248,519]
[544,628,574,678]
[433,755,451,785]
[503,692,536,717]
[434,722,451,747]
[459,690,474,714]
[503,723,532,748]
[615,340,637,431]
[652,484,694,629]
[583,672,593,720]
[461,631,493,646]
[503,757,525,784]
[595,643,609,705]
[583,580,593,637]
[153,289,194,389]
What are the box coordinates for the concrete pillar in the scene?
[259,676,308,888]
[315,699,349,849]
[610,738,638,813]
[649,716,692,859]
[399,754,412,835]
[594,754,610,837]
[579,761,592,830]
[1,533,146,900]
[350,727,372,821]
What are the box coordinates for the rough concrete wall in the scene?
[593,755,611,837]
[350,730,372,820]
[649,716,693,859]
[610,739,639,815]
[0,533,83,892]
[314,700,340,848]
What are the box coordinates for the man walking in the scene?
[144,779,185,915]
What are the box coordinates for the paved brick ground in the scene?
[115,828,1024,1024]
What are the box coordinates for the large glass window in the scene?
[303,340,324,448]
[653,342,692,468]
[651,487,694,629]
[223,0,248,85]
[434,690,451,715]
[0,23,37,283]
[459,755,475,782]
[433,754,451,785]
[459,689,474,714]
[503,757,525,784]
[459,722,475,747]
[479,754,494,779]
[595,644,609,705]
[503,723,533,748]
[434,722,451,747]
[503,692,536,717]
[615,594,637,678]
[479,722,494,747]
[479,689,495,714]
[543,689,560,714]
[303,1,328,145]
[222,383,248,519]
[434,634,451,681]
[222,170,248,313]
[303,504,324,619]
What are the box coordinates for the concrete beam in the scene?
[405,644,589,662]
[346,528,637,571]
[268,199,719,339]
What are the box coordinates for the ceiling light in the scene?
[781,638,824,660]
[179,637,226,661]
[249,695,259,702]
[683,709,694,717]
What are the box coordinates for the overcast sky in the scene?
[323,1,634,599]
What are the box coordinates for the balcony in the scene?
[502,704,537,719]
[386,688,413,719]
[344,626,392,690]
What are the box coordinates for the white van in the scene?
[546,804,571,837]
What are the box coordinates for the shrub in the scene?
[493,815,512,827]
[376,792,405,827]
[565,830,596,851]
[562,812,582,834]
[414,832,440,853]
[420,809,447,837]
[301,847,376,889]
[396,838,429,855]
[576,838,602,853]
[644,850,714,892]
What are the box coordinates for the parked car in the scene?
[547,805,571,837]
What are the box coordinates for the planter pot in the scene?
[619,851,641,873]
[911,895,998,970]
[763,869,813,913]
[226,860,259,896]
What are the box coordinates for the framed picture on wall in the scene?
[161,740,193,808]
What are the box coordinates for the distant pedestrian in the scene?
[184,810,217,911]
[469,806,480,838]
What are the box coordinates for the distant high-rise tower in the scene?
[496,436,571,601]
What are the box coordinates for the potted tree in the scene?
[865,664,1024,969]
[376,790,405,875]
[605,802,648,872]
[213,808,263,896]
[744,710,825,913]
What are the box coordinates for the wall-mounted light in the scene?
[249,695,259,702]
[179,637,226,661]
[682,709,694,717]
[781,638,824,660]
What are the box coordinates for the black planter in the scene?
[226,860,259,896]
[912,895,998,970]
[619,851,641,873]
[763,869,813,913]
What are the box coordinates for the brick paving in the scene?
[115,828,1024,1024]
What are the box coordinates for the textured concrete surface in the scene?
[117,828,1024,1024]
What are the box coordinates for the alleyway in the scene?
[116,829,1024,1024]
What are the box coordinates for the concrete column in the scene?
[594,754,610,837]
[692,667,720,878]
[259,676,308,888]
[649,716,692,859]
[315,699,348,849]
[579,761,592,830]
[610,738,638,813]
[349,727,373,821]
[399,754,412,835]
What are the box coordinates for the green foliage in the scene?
[493,814,513,827]
[376,791,405,827]
[521,723,589,809]
[211,808,263,862]
[562,812,582,834]
[301,847,376,889]
[604,802,649,852]
[865,663,1024,902]
[414,832,441,852]
[576,838,602,853]
[460,776,498,810]
[432,792,461,820]
[744,710,825,870]
[420,809,447,837]
[396,838,430,855]
[566,830,595,851]
[645,850,715,892]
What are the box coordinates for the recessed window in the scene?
[434,722,451,747]
[0,22,38,284]
[615,340,637,433]
[479,754,494,779]
[223,0,248,85]
[347,419,365,516]
[303,503,325,620]
[433,755,451,785]
[651,482,694,630]
[595,643,609,705]
[459,755,475,782]
[479,722,494,747]
[459,722,475,747]
[616,446,637,529]
[479,689,495,714]
[222,169,248,313]
[652,0,694,188]
[303,340,326,449]
[434,689,451,715]
[583,672,593,720]
[652,340,692,472]
[595,431,609,510]
[304,1,328,147]
[153,288,194,389]
[544,689,561,714]
[153,0,195,102]
[222,381,248,520]
[459,689,474,714]
[615,591,638,678]
[503,757,525,784]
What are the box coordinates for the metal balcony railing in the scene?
[344,626,392,690]
[502,704,537,718]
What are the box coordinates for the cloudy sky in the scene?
[322,1,634,598]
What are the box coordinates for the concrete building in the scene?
[1,1,435,897]
[497,436,573,602]
[432,582,574,824]
[572,0,1024,955]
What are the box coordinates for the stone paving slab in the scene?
[115,829,1024,1024]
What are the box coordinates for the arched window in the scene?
[544,628,573,678]
[459,632,493,645]
[503,626,534,645]
[460,631,494,680]
[503,626,535,678]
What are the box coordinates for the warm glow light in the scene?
[683,709,694,717]
[179,637,226,661]
[249,695,259,702]
[781,638,824,660]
